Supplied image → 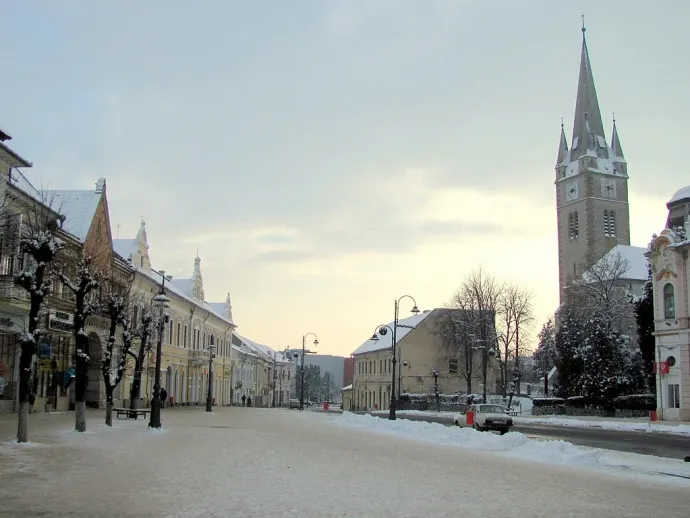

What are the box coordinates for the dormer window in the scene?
[663,283,675,319]
[140,254,144,267]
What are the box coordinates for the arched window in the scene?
[663,283,675,319]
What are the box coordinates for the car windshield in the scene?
[479,405,505,414]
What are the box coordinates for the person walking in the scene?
[241,394,246,407]
[247,396,252,407]
[160,387,167,408]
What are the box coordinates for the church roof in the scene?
[668,186,690,206]
[584,245,648,282]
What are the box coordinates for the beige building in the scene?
[647,186,690,421]
[114,220,236,407]
[231,333,291,407]
[350,309,492,411]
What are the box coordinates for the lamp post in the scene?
[385,296,419,420]
[206,340,216,412]
[149,271,171,429]
[469,336,496,403]
[299,333,319,411]
[432,368,440,412]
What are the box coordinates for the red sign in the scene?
[653,361,669,375]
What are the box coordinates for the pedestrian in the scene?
[247,396,252,407]
[160,387,167,408]
[242,395,246,407]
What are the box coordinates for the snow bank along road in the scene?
[1,408,689,518]
[360,411,690,460]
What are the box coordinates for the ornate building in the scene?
[647,187,690,421]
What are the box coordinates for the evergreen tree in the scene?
[633,266,655,393]
[533,320,556,395]
[553,311,585,398]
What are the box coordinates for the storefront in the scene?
[0,311,25,413]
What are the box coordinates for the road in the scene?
[355,411,690,460]
[1,407,689,517]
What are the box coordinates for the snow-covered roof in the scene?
[134,265,235,327]
[342,384,353,391]
[233,332,288,363]
[112,239,137,261]
[351,310,434,356]
[668,186,690,205]
[46,189,101,242]
[585,244,648,282]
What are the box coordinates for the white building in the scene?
[647,186,690,421]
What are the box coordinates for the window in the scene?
[176,322,181,346]
[183,325,188,348]
[668,384,680,409]
[568,212,579,240]
[663,283,675,319]
[140,255,144,267]
[169,319,174,345]
[604,210,616,237]
[449,359,458,374]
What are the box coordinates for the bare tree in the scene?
[101,290,134,426]
[59,254,105,432]
[127,302,153,413]
[567,251,636,333]
[502,284,534,408]
[10,195,64,443]
[436,307,477,395]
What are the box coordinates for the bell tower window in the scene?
[604,210,616,237]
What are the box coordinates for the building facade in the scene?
[351,309,493,411]
[114,222,236,408]
[647,186,690,421]
[555,25,631,304]
[231,333,290,407]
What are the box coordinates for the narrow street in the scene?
[1,408,688,517]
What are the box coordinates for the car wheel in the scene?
[473,423,482,432]
[454,420,461,427]
[499,428,508,436]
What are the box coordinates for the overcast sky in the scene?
[2,0,688,356]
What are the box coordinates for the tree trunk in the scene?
[16,401,29,443]
[105,401,113,427]
[74,333,89,432]
[75,401,86,432]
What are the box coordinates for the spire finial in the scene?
[581,14,586,34]
[196,245,199,258]
[561,117,564,129]
[612,112,616,124]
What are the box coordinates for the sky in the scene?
[2,0,688,357]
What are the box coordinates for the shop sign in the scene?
[48,310,73,332]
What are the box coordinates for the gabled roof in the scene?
[233,332,288,362]
[352,310,435,356]
[583,244,648,282]
[45,190,101,242]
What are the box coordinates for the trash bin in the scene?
[169,396,174,407]
[324,402,329,411]
[466,409,474,427]
[650,410,657,422]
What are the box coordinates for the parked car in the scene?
[289,399,300,409]
[453,404,514,435]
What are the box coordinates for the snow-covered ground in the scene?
[1,408,689,517]
[371,409,690,436]
[335,412,690,486]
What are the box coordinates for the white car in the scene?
[453,404,514,435]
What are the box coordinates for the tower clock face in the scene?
[565,181,579,202]
[601,178,616,199]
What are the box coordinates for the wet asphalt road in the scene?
[354,411,690,460]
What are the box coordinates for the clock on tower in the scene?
[565,181,579,202]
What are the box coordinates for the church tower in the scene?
[555,23,631,303]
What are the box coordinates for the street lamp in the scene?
[206,340,216,412]
[377,295,419,421]
[432,368,440,412]
[469,334,496,403]
[149,271,171,429]
[299,333,319,411]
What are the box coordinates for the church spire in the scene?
[556,118,569,165]
[610,115,625,160]
[571,20,606,158]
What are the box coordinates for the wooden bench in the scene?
[115,407,151,420]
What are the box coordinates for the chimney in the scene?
[95,177,106,193]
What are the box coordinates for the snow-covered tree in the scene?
[633,266,655,392]
[533,319,556,396]
[577,315,632,405]
[553,311,585,398]
[101,292,134,426]
[127,303,153,412]
[60,254,104,432]
[436,309,477,395]
[13,208,64,443]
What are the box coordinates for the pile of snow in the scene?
[334,412,690,485]
[515,416,690,436]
